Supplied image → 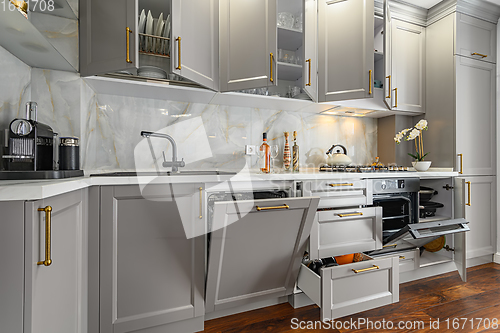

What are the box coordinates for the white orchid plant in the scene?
[394,119,429,161]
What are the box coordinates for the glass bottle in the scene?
[283,132,291,172]
[292,131,299,172]
[260,133,270,173]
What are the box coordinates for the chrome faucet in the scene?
[141,131,185,172]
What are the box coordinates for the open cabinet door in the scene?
[303,0,318,101]
[205,197,319,313]
[80,0,138,76]
[383,0,393,109]
[454,178,467,282]
[171,0,219,90]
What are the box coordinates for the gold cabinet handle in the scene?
[383,244,397,248]
[337,212,363,218]
[270,53,274,83]
[352,265,379,274]
[369,70,372,95]
[386,75,391,98]
[37,206,52,267]
[466,181,471,206]
[199,187,203,219]
[126,27,133,63]
[176,37,182,70]
[328,183,354,187]
[393,88,398,108]
[399,256,406,260]
[471,52,487,58]
[306,59,311,86]
[458,153,463,174]
[256,204,289,211]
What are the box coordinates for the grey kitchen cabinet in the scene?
[98,184,204,333]
[383,0,392,109]
[385,18,426,113]
[426,13,496,176]
[297,255,399,320]
[205,196,319,313]
[219,0,277,92]
[308,206,383,259]
[456,176,496,260]
[80,0,219,90]
[302,0,318,101]
[455,13,496,64]
[24,189,88,333]
[318,0,374,102]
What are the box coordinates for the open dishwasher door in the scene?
[205,196,320,313]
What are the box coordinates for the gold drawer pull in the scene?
[386,75,391,98]
[337,212,363,218]
[466,181,471,206]
[458,153,463,174]
[471,52,487,58]
[328,183,354,187]
[393,88,398,108]
[270,52,274,83]
[37,206,52,267]
[199,187,203,219]
[306,59,312,86]
[369,70,372,95]
[176,36,182,70]
[256,204,289,211]
[353,265,379,274]
[126,27,133,63]
[399,256,406,260]
[383,244,397,248]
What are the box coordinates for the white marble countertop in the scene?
[0,168,459,201]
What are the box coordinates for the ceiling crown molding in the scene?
[388,0,429,26]
[427,0,500,25]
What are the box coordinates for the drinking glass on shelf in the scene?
[256,148,265,174]
[271,145,280,173]
[288,54,295,64]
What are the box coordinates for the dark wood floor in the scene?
[201,263,500,333]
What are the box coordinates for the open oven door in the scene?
[205,196,319,313]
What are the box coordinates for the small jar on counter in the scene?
[59,137,80,170]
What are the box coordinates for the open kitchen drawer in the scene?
[205,196,320,313]
[309,207,383,259]
[297,254,399,320]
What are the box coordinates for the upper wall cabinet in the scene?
[386,19,425,113]
[318,0,374,102]
[80,0,219,90]
[455,13,496,64]
[219,0,277,92]
[303,0,318,102]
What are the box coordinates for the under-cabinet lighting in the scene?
[170,114,191,118]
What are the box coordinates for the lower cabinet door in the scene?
[99,185,205,333]
[309,207,383,259]
[24,189,87,333]
[205,196,320,313]
[298,255,399,320]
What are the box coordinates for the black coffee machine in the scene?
[2,102,54,171]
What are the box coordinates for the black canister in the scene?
[59,137,79,170]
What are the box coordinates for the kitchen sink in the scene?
[90,171,236,177]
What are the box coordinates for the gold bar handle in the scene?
[458,153,463,174]
[466,181,471,206]
[37,206,52,267]
[176,37,182,70]
[328,183,354,187]
[337,212,363,218]
[126,27,133,63]
[199,187,203,219]
[352,265,379,274]
[393,88,398,108]
[306,59,311,86]
[369,70,372,95]
[399,256,406,260]
[270,53,274,83]
[256,204,289,211]
[386,75,391,98]
[383,244,397,248]
[471,52,487,59]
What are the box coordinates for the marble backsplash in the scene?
[0,45,377,173]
